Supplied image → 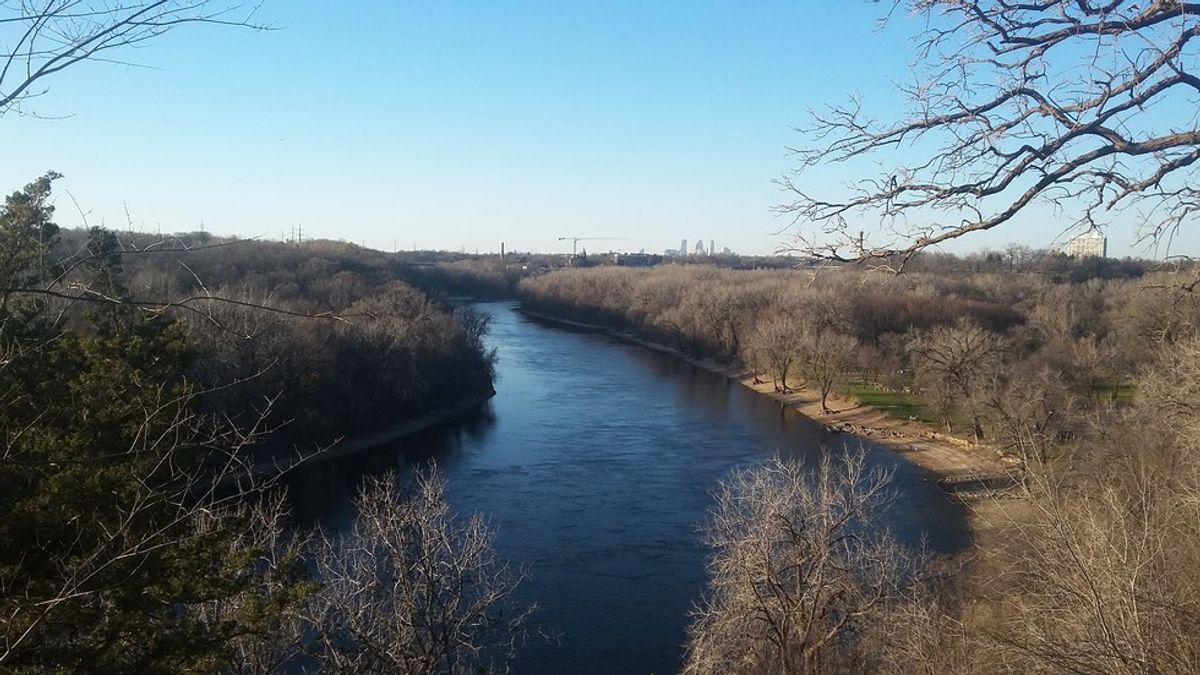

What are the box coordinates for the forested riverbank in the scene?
[0,175,511,670]
[50,226,499,456]
[520,263,1200,673]
[518,263,1179,454]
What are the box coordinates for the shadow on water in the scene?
[287,403,498,526]
[285,301,970,675]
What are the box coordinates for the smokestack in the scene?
[501,242,505,259]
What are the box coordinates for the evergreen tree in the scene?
[0,175,307,672]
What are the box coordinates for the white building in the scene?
[1065,229,1107,258]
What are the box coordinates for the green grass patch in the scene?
[841,381,944,426]
[1112,383,1135,402]
[1099,382,1136,403]
[1072,380,1136,404]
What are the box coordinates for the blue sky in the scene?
[0,2,1188,257]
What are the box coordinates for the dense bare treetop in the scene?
[0,1,265,116]
[782,0,1200,265]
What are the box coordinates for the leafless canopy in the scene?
[781,1,1200,264]
[1,0,267,116]
[684,450,920,675]
[306,468,531,675]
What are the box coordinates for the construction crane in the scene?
[557,236,629,255]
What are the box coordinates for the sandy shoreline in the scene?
[519,308,1015,499]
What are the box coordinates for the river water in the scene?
[289,301,968,674]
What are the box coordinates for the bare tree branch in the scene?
[781,1,1200,263]
[0,1,271,117]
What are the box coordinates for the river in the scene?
[288,301,969,674]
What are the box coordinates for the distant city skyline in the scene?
[1,2,1193,258]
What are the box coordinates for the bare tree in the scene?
[983,462,1200,675]
[193,492,314,675]
[974,363,1074,471]
[747,313,803,392]
[866,573,982,675]
[908,319,1007,439]
[1135,335,1200,445]
[305,467,531,675]
[683,449,923,675]
[781,1,1200,264]
[692,286,758,365]
[1,1,267,117]
[797,325,859,414]
[1071,334,1122,403]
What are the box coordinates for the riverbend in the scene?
[288,301,969,675]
